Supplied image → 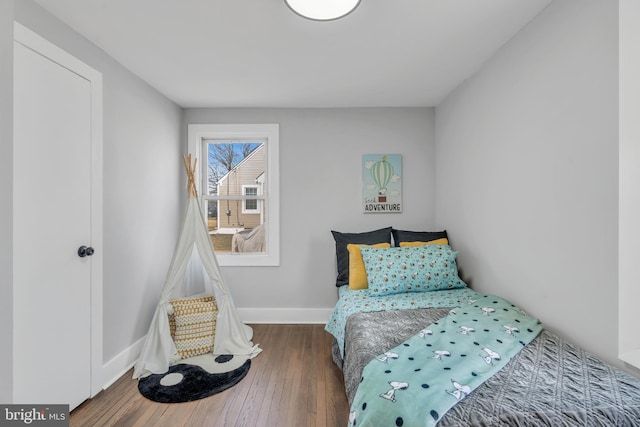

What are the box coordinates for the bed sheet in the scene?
[325,286,481,358]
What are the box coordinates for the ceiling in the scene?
[33,0,552,108]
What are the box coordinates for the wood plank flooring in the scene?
[70,324,350,427]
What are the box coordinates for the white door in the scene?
[13,24,103,410]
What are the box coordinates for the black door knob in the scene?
[78,246,95,258]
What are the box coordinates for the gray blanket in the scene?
[333,308,640,426]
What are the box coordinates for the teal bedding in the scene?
[348,295,543,427]
[325,286,481,358]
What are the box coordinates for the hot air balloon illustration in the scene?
[371,156,394,202]
[362,154,402,213]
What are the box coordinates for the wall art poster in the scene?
[362,154,402,213]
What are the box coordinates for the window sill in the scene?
[217,253,279,267]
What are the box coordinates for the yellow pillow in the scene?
[399,238,449,247]
[347,243,391,290]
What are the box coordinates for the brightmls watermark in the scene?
[0,405,68,426]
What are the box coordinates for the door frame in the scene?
[14,22,104,398]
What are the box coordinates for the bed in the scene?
[326,227,640,426]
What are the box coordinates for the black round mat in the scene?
[138,356,251,403]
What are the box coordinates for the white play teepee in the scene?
[133,155,261,379]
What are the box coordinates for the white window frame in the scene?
[188,124,280,266]
[242,185,261,214]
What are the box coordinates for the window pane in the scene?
[245,199,258,211]
[207,197,267,254]
[205,140,266,254]
[206,141,264,197]
[206,199,233,253]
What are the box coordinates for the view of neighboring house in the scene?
[214,144,266,234]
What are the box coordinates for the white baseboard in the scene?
[620,349,640,371]
[237,308,333,324]
[100,336,146,391]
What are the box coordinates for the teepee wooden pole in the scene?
[183,153,199,198]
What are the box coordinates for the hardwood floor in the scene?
[70,324,350,427]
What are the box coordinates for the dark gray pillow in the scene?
[331,227,393,287]
[391,229,448,247]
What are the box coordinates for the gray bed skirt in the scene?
[333,308,640,426]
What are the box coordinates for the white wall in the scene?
[435,0,619,366]
[14,0,183,380]
[0,0,15,404]
[183,108,436,320]
[619,0,640,369]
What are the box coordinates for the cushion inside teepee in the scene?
[170,295,218,359]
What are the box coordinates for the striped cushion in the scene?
[169,296,218,359]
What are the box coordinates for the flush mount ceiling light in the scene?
[285,0,361,21]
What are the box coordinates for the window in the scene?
[242,185,260,214]
[188,124,279,266]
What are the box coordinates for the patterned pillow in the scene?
[361,244,466,296]
[169,296,218,359]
